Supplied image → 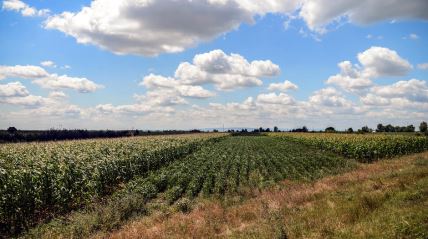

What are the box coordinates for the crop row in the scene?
[270,133,428,161]
[25,136,353,238]
[122,136,352,204]
[0,133,225,235]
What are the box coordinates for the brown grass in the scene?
[96,152,427,239]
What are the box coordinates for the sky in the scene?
[0,0,427,130]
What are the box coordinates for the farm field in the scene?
[0,133,225,235]
[1,133,427,238]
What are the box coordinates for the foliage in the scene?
[23,136,353,238]
[0,129,204,143]
[420,121,428,133]
[271,132,428,162]
[0,133,224,235]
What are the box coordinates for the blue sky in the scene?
[0,0,427,130]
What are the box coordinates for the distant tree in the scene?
[385,124,395,132]
[325,127,336,133]
[376,123,385,132]
[361,126,372,133]
[302,126,308,132]
[406,125,415,132]
[259,127,264,132]
[274,126,279,132]
[266,128,271,132]
[420,121,427,133]
[7,127,17,134]
[213,129,219,132]
[347,128,354,133]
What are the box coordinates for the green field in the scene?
[1,133,427,238]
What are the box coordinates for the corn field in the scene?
[2,132,427,237]
[270,133,428,162]
[0,133,225,234]
[120,136,353,204]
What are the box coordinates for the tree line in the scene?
[286,121,427,134]
[1,128,202,143]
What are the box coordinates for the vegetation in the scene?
[271,132,428,162]
[21,136,353,238]
[2,131,427,238]
[0,133,224,235]
[86,148,428,239]
[0,128,204,143]
[376,123,416,132]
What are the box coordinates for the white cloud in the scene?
[268,80,298,92]
[40,60,56,68]
[357,46,412,78]
[0,81,29,97]
[309,87,352,108]
[0,64,102,93]
[417,63,428,70]
[0,65,49,80]
[256,92,295,105]
[134,91,187,107]
[42,0,303,56]
[43,0,252,56]
[175,49,280,90]
[95,103,174,115]
[299,0,428,33]
[0,95,46,107]
[33,74,103,93]
[370,79,428,103]
[327,47,412,93]
[2,0,49,17]
[326,61,372,93]
[4,0,427,56]
[140,74,214,99]
[48,91,67,99]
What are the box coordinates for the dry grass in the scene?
[98,152,428,239]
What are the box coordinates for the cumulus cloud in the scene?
[268,80,298,92]
[326,61,373,93]
[299,0,428,33]
[256,92,295,105]
[0,64,102,93]
[141,74,214,99]
[95,103,174,115]
[370,79,428,103]
[175,49,280,90]
[309,87,352,108]
[327,47,412,93]
[0,65,49,80]
[4,0,428,56]
[0,95,46,107]
[357,46,412,78]
[43,0,256,56]
[0,81,29,97]
[41,0,305,56]
[2,0,49,17]
[33,74,103,93]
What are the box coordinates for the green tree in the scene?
[7,127,17,134]
[325,127,336,133]
[420,121,427,133]
[361,126,372,133]
[376,123,385,132]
